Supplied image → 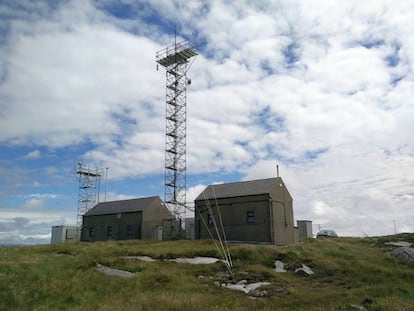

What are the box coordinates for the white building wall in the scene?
[297,220,313,239]
[51,226,81,244]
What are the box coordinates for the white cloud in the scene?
[0,231,51,246]
[0,217,29,232]
[0,1,164,148]
[186,184,206,203]
[24,150,41,159]
[21,198,44,209]
[306,46,390,94]
[0,210,75,245]
[25,193,60,199]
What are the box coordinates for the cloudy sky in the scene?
[0,0,413,245]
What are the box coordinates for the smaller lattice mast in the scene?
[75,163,104,226]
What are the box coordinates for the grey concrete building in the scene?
[81,196,173,242]
[194,177,296,245]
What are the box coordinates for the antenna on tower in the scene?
[155,32,198,233]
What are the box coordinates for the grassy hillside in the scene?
[1,234,413,310]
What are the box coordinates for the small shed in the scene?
[195,177,296,245]
[81,196,173,242]
[297,220,313,240]
[51,226,81,244]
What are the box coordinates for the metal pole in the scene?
[97,169,101,204]
[105,167,108,202]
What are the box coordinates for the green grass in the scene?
[0,234,413,310]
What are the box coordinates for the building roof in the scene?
[83,196,162,216]
[195,177,285,201]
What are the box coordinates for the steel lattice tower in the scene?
[156,40,197,217]
[75,163,103,226]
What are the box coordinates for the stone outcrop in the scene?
[224,281,271,296]
[390,247,414,262]
[294,264,314,276]
[96,263,135,278]
[385,241,412,247]
[274,260,287,273]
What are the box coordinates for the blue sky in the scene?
[0,0,413,245]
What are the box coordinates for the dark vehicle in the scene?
[317,229,338,238]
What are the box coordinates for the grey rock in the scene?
[274,260,287,273]
[96,263,134,278]
[245,282,271,292]
[213,281,220,287]
[274,287,287,294]
[169,257,222,264]
[385,241,412,247]
[390,247,414,262]
[295,264,314,276]
[248,289,268,297]
[224,282,271,295]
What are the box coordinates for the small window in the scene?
[107,226,113,237]
[89,227,95,238]
[208,214,214,225]
[247,211,255,224]
[127,225,133,237]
